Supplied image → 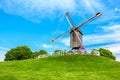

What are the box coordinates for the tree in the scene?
[99,48,116,60]
[32,50,48,58]
[4,46,32,61]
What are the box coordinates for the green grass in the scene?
[0,54,120,80]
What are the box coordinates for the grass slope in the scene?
[0,55,120,80]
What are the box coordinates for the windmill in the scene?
[51,12,102,54]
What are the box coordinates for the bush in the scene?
[4,46,32,61]
[99,48,116,60]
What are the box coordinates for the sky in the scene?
[0,0,120,61]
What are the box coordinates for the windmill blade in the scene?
[65,12,74,28]
[76,12,102,28]
[51,12,102,43]
[51,29,70,43]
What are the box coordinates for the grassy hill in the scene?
[0,54,120,80]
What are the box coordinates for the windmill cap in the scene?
[51,39,55,43]
[65,12,69,16]
[96,12,102,16]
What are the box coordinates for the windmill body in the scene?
[70,28,86,53]
[70,28,82,48]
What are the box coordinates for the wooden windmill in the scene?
[51,12,102,53]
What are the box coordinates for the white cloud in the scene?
[115,8,120,12]
[84,24,120,45]
[43,44,53,49]
[42,43,70,54]
[0,50,6,61]
[0,0,106,22]
[0,0,77,22]
[0,47,9,50]
[0,47,9,61]
[116,57,120,62]
[84,33,120,45]
[61,38,70,46]
[0,0,119,23]
[100,44,120,54]
[102,24,120,33]
[79,0,104,13]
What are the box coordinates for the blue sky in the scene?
[0,0,120,61]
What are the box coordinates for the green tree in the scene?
[99,48,116,60]
[32,50,48,58]
[4,46,32,61]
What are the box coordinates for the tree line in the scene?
[4,46,48,61]
[4,46,116,61]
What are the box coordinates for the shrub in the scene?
[99,48,116,60]
[4,46,32,61]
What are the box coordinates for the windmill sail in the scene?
[51,12,102,54]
